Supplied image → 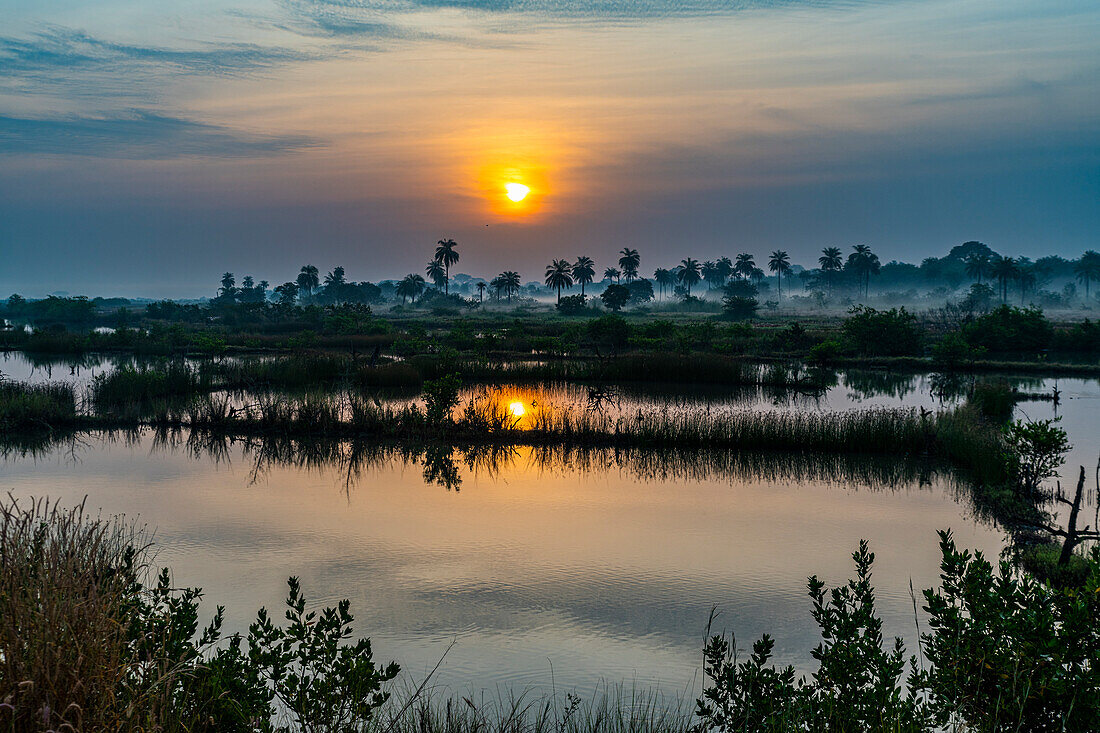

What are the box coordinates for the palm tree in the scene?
[219,272,236,299]
[396,274,425,304]
[653,268,674,300]
[434,238,459,294]
[991,255,1018,303]
[676,258,702,296]
[297,265,319,304]
[964,253,991,285]
[545,259,574,304]
[1075,250,1100,301]
[495,271,521,302]
[425,260,447,290]
[1017,265,1036,305]
[716,257,734,284]
[734,253,755,280]
[603,267,621,284]
[701,261,718,290]
[818,247,843,294]
[768,250,791,299]
[846,245,880,298]
[618,248,640,282]
[572,256,596,296]
[475,281,487,303]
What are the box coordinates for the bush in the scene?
[556,294,589,314]
[586,314,631,353]
[600,284,630,311]
[807,339,841,366]
[842,306,923,356]
[421,373,462,424]
[721,296,759,320]
[962,305,1052,355]
[930,332,984,370]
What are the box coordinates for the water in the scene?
[1,352,1097,695]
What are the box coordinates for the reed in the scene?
[89,361,205,409]
[0,379,77,430]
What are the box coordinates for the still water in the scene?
[1,353,1097,695]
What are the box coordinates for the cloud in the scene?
[0,26,312,76]
[0,111,320,158]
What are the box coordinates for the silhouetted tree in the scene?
[475,281,487,303]
[494,271,521,302]
[297,265,319,304]
[768,251,791,300]
[846,245,880,298]
[572,256,596,296]
[653,268,674,300]
[603,267,621,284]
[1075,250,1100,300]
[734,253,755,280]
[819,247,843,294]
[545,259,574,304]
[434,238,459,294]
[219,273,236,301]
[676,258,702,296]
[618,248,640,282]
[992,255,1018,303]
[964,253,991,285]
[600,284,630,311]
[274,282,299,305]
[425,260,447,290]
[396,274,425,304]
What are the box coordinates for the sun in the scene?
[504,183,530,202]
[509,401,526,417]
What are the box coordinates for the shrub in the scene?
[721,296,759,320]
[842,306,923,356]
[600,284,630,311]
[1003,417,1070,493]
[421,373,462,423]
[586,314,631,352]
[962,305,1052,354]
[930,332,985,370]
[556,294,588,314]
[807,340,841,366]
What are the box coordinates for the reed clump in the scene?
[90,361,206,409]
[0,379,77,430]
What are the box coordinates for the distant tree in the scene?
[992,255,1018,303]
[618,248,640,282]
[734,253,756,280]
[396,273,426,304]
[1017,265,1037,305]
[676,258,703,296]
[434,238,460,294]
[475,281,487,303]
[819,247,843,294]
[219,272,236,301]
[425,260,447,290]
[768,251,791,300]
[600,284,630,311]
[494,271,521,302]
[6,294,26,315]
[603,267,621,284]
[715,256,734,284]
[1075,250,1100,301]
[625,279,654,304]
[544,259,575,304]
[964,253,991,285]
[297,265,320,304]
[653,268,675,300]
[572,256,596,296]
[702,261,724,291]
[846,245,880,298]
[274,282,299,306]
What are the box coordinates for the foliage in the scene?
[917,532,1100,731]
[721,295,759,320]
[963,305,1052,355]
[1003,417,1070,493]
[697,541,928,732]
[421,373,463,423]
[807,340,841,366]
[600,284,630,311]
[556,294,589,314]
[841,306,923,356]
[586,314,631,352]
[930,332,985,370]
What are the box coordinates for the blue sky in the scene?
[1,0,1097,297]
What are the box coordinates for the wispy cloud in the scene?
[0,111,320,158]
[0,26,313,75]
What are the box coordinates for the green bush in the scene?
[963,305,1052,355]
[841,306,923,356]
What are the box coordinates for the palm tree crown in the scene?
[545,259,574,303]
[768,250,791,299]
[618,248,640,282]
[434,239,459,294]
[572,256,596,296]
[677,258,702,295]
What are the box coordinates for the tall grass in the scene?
[90,361,206,409]
[0,495,151,731]
[0,379,77,430]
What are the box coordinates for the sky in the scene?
[1,0,1098,298]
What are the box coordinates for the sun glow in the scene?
[509,401,526,417]
[504,182,530,202]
